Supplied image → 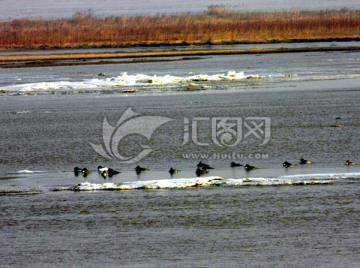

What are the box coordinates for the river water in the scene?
[1,44,360,267]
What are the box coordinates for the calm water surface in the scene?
[1,182,360,267]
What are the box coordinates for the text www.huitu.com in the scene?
[182,152,269,160]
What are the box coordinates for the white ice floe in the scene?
[72,176,224,191]
[225,178,336,186]
[278,172,360,180]
[16,170,45,174]
[4,71,257,92]
[69,174,342,191]
[64,172,360,192]
[4,71,360,94]
[141,176,224,189]
[72,182,126,191]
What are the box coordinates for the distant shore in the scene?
[1,45,360,68]
[1,8,360,50]
[2,7,360,68]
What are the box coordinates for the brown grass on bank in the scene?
[1,7,360,49]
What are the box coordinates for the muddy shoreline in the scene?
[1,46,360,68]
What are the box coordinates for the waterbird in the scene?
[135,166,149,175]
[244,164,257,171]
[197,161,214,169]
[345,160,356,166]
[283,161,296,168]
[107,168,120,177]
[74,167,91,177]
[98,166,108,173]
[230,161,242,167]
[299,158,312,165]
[196,167,209,177]
[97,166,120,178]
[74,167,82,175]
[169,167,181,176]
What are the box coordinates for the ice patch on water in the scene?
[65,171,360,191]
[4,71,257,92]
[72,176,224,191]
[226,178,335,186]
[278,172,360,180]
[3,70,360,95]
[16,170,45,174]
[67,173,347,192]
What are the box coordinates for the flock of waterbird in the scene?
[73,158,357,179]
[74,165,149,178]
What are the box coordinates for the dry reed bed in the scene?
[1,8,360,49]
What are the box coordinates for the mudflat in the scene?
[1,46,360,68]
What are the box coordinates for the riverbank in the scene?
[1,8,360,50]
[2,45,360,68]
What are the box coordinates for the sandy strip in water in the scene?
[1,46,360,68]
